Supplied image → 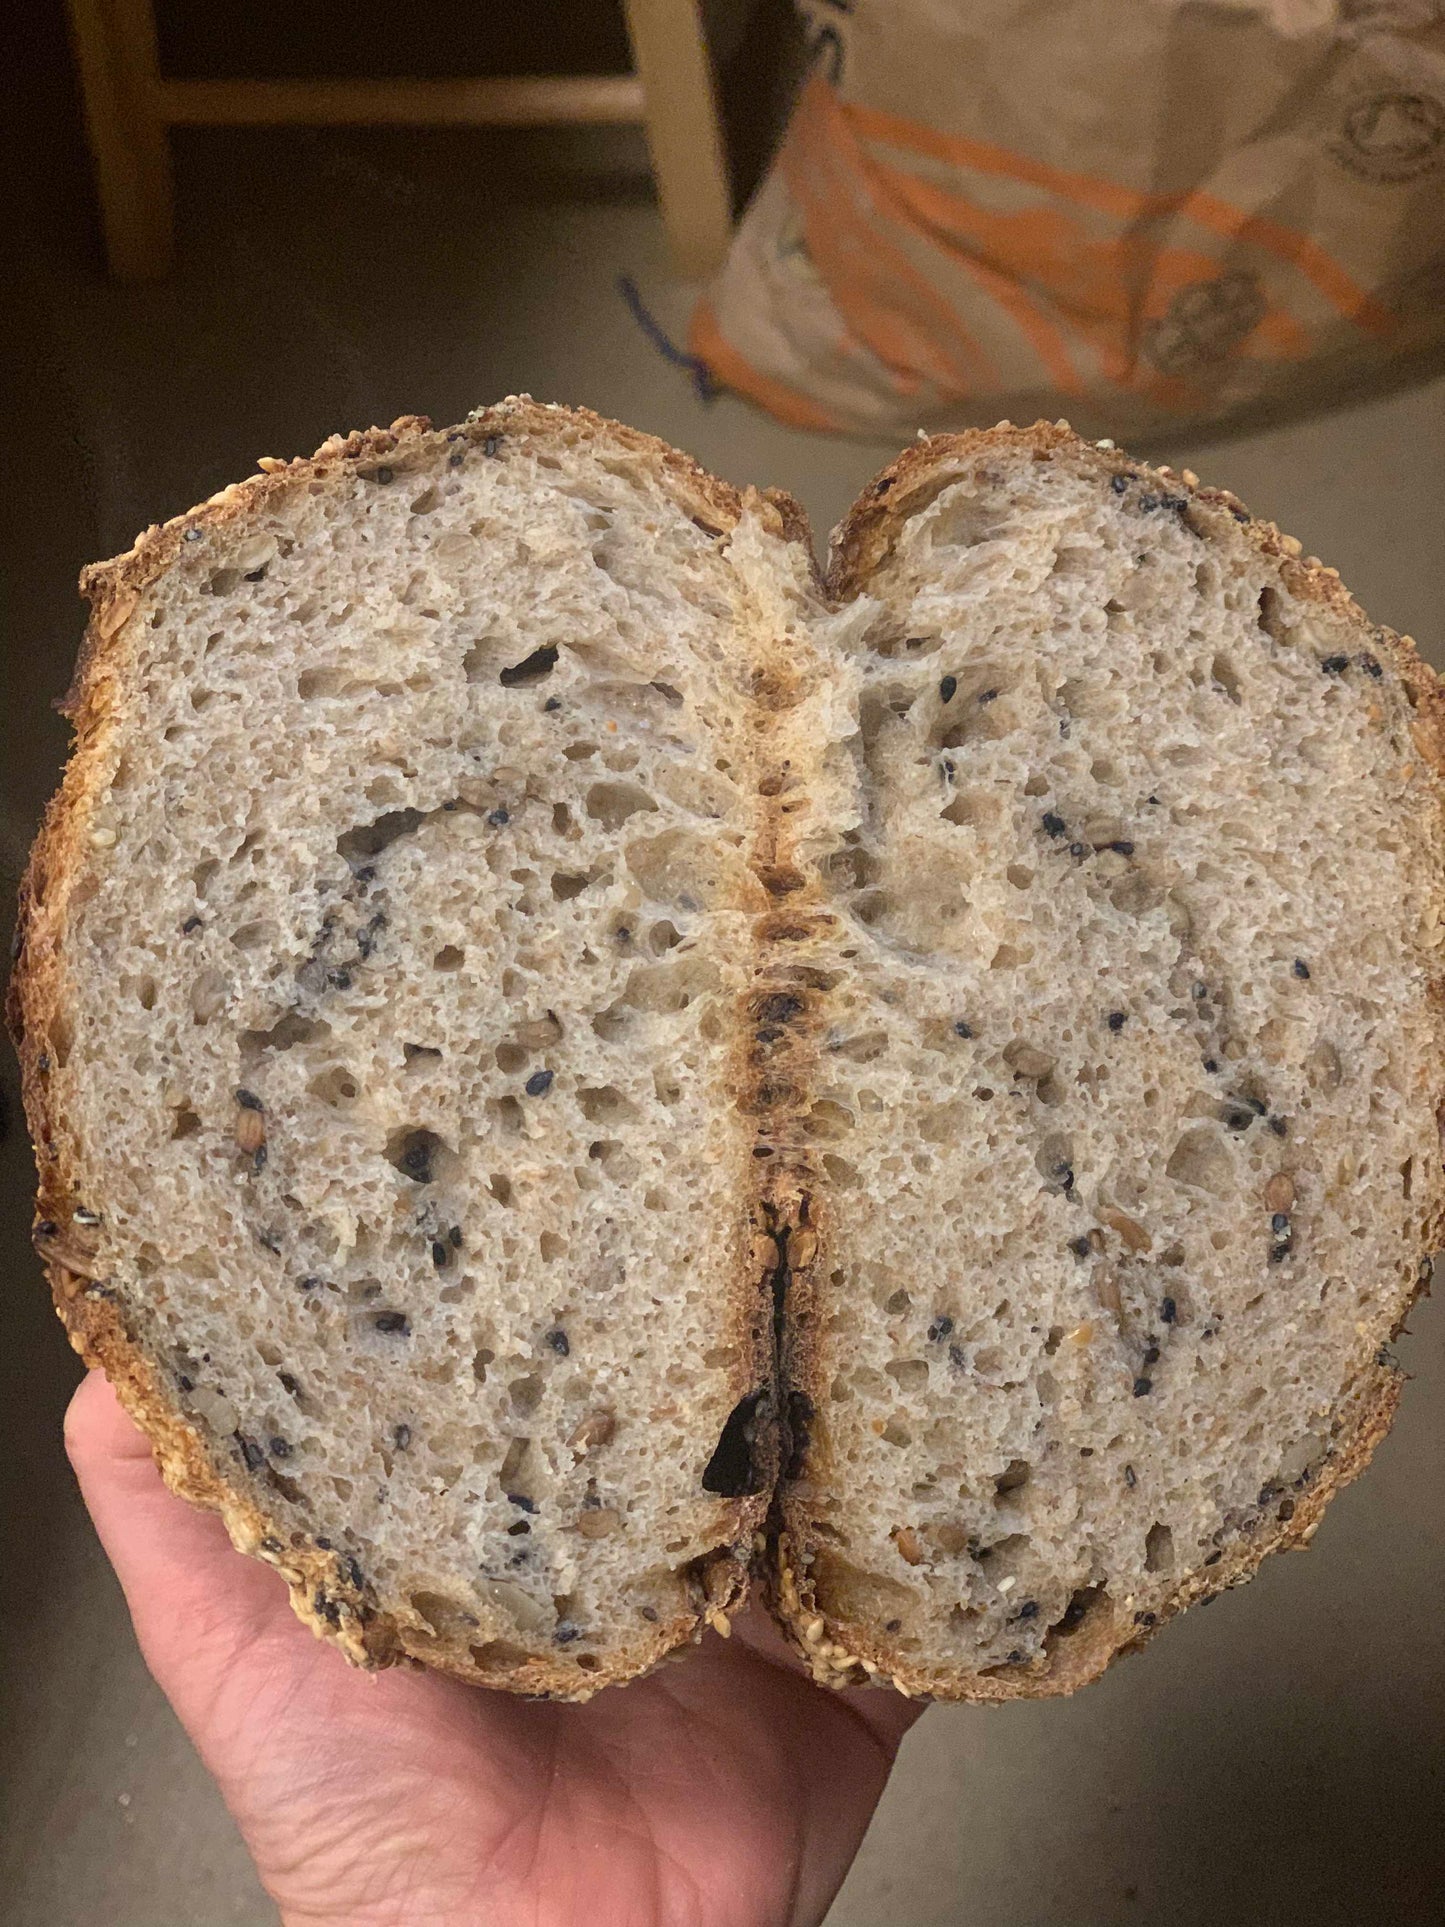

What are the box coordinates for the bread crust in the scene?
[7,400,771,1700]
[768,419,1445,1700]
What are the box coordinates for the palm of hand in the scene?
[67,1371,920,1927]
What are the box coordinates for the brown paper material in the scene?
[692,0,1445,438]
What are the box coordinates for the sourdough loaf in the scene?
[12,402,1442,1701]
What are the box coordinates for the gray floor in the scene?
[3,34,1445,1925]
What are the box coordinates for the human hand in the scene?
[66,1369,923,1927]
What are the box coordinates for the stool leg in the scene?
[64,0,173,277]
[622,0,732,280]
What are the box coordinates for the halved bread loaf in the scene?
[775,426,1445,1697]
[12,405,1443,1701]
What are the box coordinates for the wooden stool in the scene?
[64,0,733,279]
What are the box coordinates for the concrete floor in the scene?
[3,22,1445,1925]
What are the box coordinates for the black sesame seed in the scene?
[543,696,562,712]
[546,1327,570,1356]
[1268,1116,1288,1137]
[524,1069,555,1097]
[1204,1550,1223,1566]
[238,1435,266,1470]
[355,865,376,884]
[1107,1011,1127,1032]
[954,1019,974,1038]
[1225,1109,1254,1132]
[1147,793,1161,805]
[177,1373,194,1392]
[1321,654,1349,675]
[181,915,203,933]
[346,1556,365,1590]
[1124,1464,1137,1488]
[1006,1649,1026,1664]
[1134,1610,1157,1627]
[487,807,510,827]
[1069,1235,1092,1259]
[269,1437,292,1459]
[1108,840,1135,856]
[1133,1377,1153,1397]
[1243,1095,1268,1116]
[484,435,502,457]
[554,1620,582,1644]
[449,1225,463,1247]
[1143,1344,1160,1366]
[1138,492,1160,513]
[1271,1212,1291,1236]
[939,675,958,703]
[298,1275,320,1293]
[978,688,998,705]
[507,1494,539,1513]
[1268,1241,1291,1265]
[1110,474,1129,494]
[948,1343,968,1371]
[374,1311,411,1335]
[1293,958,1311,979]
[927,1315,954,1341]
[1016,1600,1039,1620]
[36,1220,57,1238]
[252,1145,268,1173]
[329,968,352,991]
[1360,654,1383,678]
[1203,1058,1219,1074]
[432,1240,449,1269]
[1041,812,1067,837]
[393,1423,412,1449]
[448,450,465,467]
[1192,981,1209,1000]
[235,1087,264,1111]
[1160,1296,1177,1324]
[316,1536,333,1550]
[279,1371,300,1395]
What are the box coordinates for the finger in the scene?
[65,1368,307,1687]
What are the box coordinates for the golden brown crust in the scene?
[774,419,1445,1702]
[8,400,765,1701]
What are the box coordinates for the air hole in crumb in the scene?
[495,1042,529,1074]
[586,781,658,831]
[995,1459,1031,1496]
[539,1231,566,1260]
[509,1374,543,1415]
[337,809,425,868]
[384,1127,445,1182]
[1144,1522,1175,1572]
[499,645,558,687]
[1257,585,1289,642]
[433,945,465,971]
[171,1108,202,1139]
[551,872,591,900]
[473,1348,495,1383]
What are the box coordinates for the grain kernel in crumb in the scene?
[575,1507,621,1539]
[893,1525,925,1565]
[234,1104,266,1156]
[1264,1173,1295,1214]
